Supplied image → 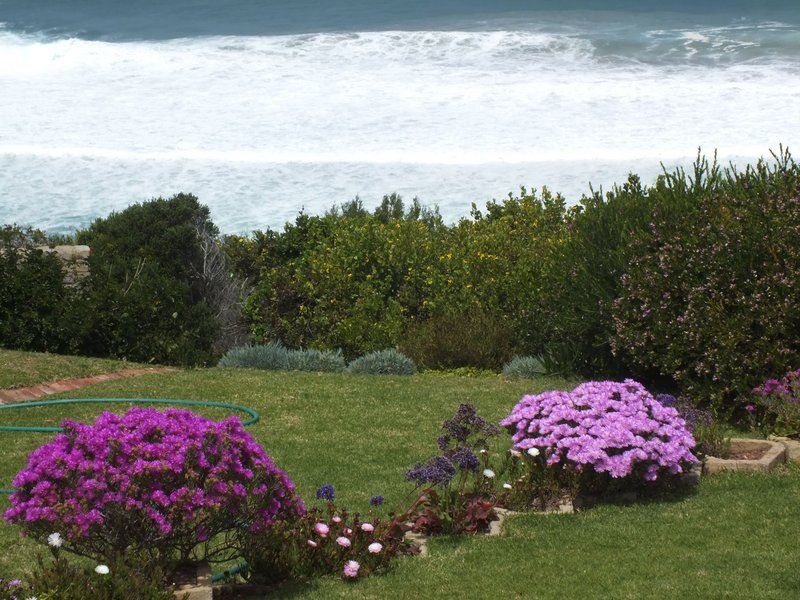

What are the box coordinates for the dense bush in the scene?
[347,349,417,375]
[612,154,800,412]
[75,194,223,365]
[400,308,514,371]
[500,380,697,482]
[5,407,303,564]
[218,341,290,370]
[218,342,346,372]
[1,195,246,366]
[0,226,81,353]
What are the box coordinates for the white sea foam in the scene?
[0,27,798,231]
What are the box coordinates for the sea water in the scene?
[0,0,798,232]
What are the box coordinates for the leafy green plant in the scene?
[22,551,177,600]
[219,342,345,373]
[218,341,290,370]
[347,350,417,375]
[502,355,548,379]
[75,193,222,366]
[400,309,514,371]
[753,369,800,438]
[0,226,81,354]
[612,151,800,412]
[289,348,346,373]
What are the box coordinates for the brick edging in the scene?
[0,367,177,404]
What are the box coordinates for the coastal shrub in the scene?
[239,484,410,584]
[0,226,81,354]
[500,380,697,485]
[75,194,223,365]
[502,355,548,380]
[612,153,800,411]
[4,407,304,565]
[753,368,800,438]
[347,350,417,375]
[218,342,291,370]
[400,309,514,371]
[242,196,446,357]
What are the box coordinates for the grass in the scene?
[0,348,144,389]
[0,352,798,598]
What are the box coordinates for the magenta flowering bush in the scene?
[500,380,698,483]
[4,407,303,563]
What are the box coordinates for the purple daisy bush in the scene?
[4,407,304,561]
[500,380,698,482]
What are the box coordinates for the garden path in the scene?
[0,367,176,404]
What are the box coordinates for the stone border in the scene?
[768,436,800,463]
[703,438,786,474]
[0,367,177,404]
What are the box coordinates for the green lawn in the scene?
[0,354,798,599]
[0,348,144,388]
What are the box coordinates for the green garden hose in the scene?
[0,397,259,582]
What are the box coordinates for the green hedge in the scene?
[229,151,800,410]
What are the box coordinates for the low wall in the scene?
[36,245,90,286]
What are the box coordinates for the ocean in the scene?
[0,0,798,232]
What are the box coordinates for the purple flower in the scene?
[316,484,335,501]
[449,447,479,472]
[369,495,384,506]
[405,456,456,486]
[4,407,304,559]
[500,380,698,481]
[745,404,756,413]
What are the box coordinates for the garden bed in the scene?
[703,439,786,474]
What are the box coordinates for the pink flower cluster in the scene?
[5,407,303,549]
[500,380,698,481]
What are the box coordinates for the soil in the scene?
[727,441,772,461]
[170,563,198,588]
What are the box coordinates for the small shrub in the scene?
[20,551,176,600]
[404,404,502,534]
[218,342,290,370]
[400,309,513,371]
[347,350,417,375]
[218,343,346,373]
[4,408,303,565]
[500,380,698,484]
[239,484,411,584]
[288,348,346,373]
[753,368,800,438]
[502,355,548,379]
